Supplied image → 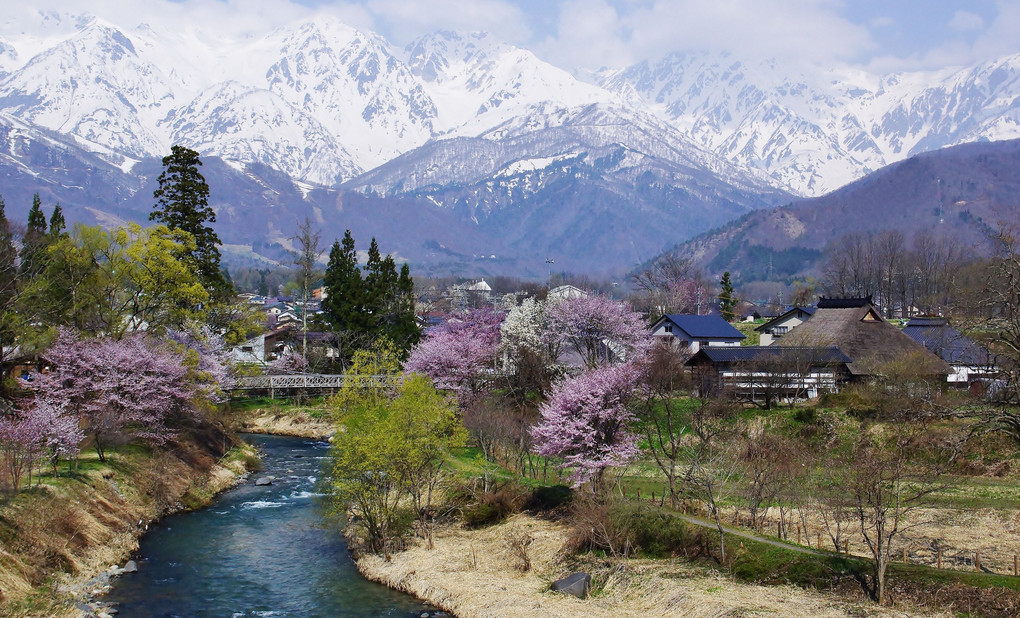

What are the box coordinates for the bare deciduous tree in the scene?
[631,253,709,320]
[634,342,693,509]
[291,217,323,359]
[836,426,950,605]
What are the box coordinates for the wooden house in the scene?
[902,317,997,387]
[773,297,949,380]
[755,306,816,346]
[687,346,851,403]
[650,314,745,354]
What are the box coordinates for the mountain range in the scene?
[661,138,1020,285]
[0,12,1019,276]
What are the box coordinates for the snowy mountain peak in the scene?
[405,30,506,82]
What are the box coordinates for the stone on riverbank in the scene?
[551,573,591,599]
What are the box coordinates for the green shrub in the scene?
[458,480,529,528]
[564,500,708,558]
[526,485,573,511]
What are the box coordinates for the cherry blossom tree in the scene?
[268,350,310,375]
[531,363,642,488]
[544,294,648,369]
[500,297,559,400]
[33,329,195,461]
[0,411,42,492]
[29,403,84,478]
[404,307,503,399]
[166,324,236,401]
[501,297,547,357]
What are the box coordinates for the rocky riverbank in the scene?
[353,514,945,618]
[0,428,258,617]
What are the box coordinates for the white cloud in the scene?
[538,0,877,70]
[1,0,1013,75]
[367,0,531,46]
[947,10,984,32]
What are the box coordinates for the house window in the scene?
[241,346,253,353]
[665,325,673,333]
[773,326,788,336]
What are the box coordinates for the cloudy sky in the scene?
[3,0,1017,72]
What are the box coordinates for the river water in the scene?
[106,434,434,617]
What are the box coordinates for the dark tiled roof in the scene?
[902,320,994,366]
[817,296,873,309]
[689,346,851,364]
[659,314,745,340]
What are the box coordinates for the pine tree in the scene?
[718,271,737,322]
[19,193,48,277]
[0,196,16,298]
[48,203,67,240]
[321,230,369,335]
[362,238,386,330]
[151,145,229,298]
[390,262,420,352]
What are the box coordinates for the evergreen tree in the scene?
[48,203,67,240]
[151,145,229,298]
[321,230,369,336]
[390,262,420,351]
[0,195,18,369]
[718,271,737,322]
[362,238,386,329]
[0,196,16,298]
[19,193,48,277]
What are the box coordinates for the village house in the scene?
[687,346,852,404]
[547,284,588,302]
[755,306,816,345]
[772,297,950,381]
[650,314,745,354]
[230,331,292,365]
[902,316,997,388]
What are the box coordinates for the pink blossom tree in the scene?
[544,294,649,369]
[531,363,642,488]
[33,329,195,462]
[404,307,503,399]
[0,411,43,492]
[167,324,236,402]
[268,350,310,375]
[29,403,84,478]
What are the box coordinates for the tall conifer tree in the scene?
[321,230,368,335]
[151,145,229,298]
[48,203,67,240]
[19,193,48,277]
[718,271,737,322]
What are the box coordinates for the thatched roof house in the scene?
[773,297,949,378]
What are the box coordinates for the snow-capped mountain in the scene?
[599,51,1020,195]
[0,11,1018,275]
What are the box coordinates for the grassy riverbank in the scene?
[0,425,259,617]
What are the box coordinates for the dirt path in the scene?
[675,511,830,556]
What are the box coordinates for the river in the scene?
[106,434,435,617]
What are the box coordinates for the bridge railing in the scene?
[231,373,402,391]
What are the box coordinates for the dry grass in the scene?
[355,514,942,617]
[725,503,1020,576]
[234,408,334,438]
